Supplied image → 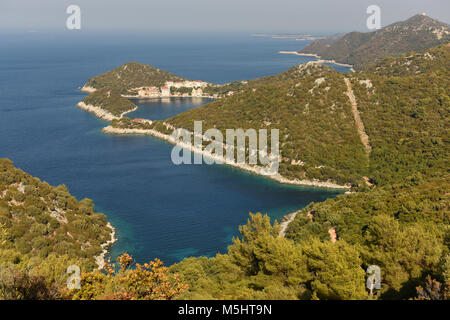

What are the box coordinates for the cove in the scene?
[0,32,344,265]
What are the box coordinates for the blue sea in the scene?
[0,32,345,265]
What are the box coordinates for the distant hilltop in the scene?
[82,62,213,96]
[300,14,449,70]
[82,62,191,95]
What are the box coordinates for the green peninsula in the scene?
[81,87,137,118]
[84,62,186,94]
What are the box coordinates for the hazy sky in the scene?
[1,0,449,33]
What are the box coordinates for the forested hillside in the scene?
[0,159,113,298]
[84,62,186,94]
[285,176,449,299]
[163,43,449,300]
[0,160,190,300]
[4,42,448,300]
[364,42,450,77]
[300,14,449,70]
[166,63,367,185]
[82,87,137,117]
[350,43,449,185]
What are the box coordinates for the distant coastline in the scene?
[94,222,117,270]
[279,51,355,72]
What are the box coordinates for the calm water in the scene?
[0,32,344,265]
[127,97,216,120]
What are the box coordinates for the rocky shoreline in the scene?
[80,85,97,93]
[279,210,299,237]
[102,125,349,190]
[76,102,138,121]
[279,51,320,58]
[77,102,118,121]
[94,222,117,270]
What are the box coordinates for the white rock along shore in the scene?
[278,51,355,72]
[77,102,118,121]
[77,102,137,121]
[279,210,299,237]
[102,125,350,190]
[80,85,97,93]
[94,222,117,270]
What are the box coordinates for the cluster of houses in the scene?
[165,80,208,88]
[132,80,210,98]
[131,118,152,124]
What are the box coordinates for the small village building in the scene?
[137,86,160,96]
[161,86,171,97]
[132,118,152,124]
[191,88,203,97]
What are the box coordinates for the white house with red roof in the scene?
[161,86,170,97]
